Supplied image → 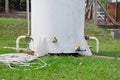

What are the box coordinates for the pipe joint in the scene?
[16,36,27,52]
[88,36,99,54]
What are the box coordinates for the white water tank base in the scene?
[31,0,92,57]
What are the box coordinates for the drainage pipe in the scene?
[89,36,99,54]
[27,0,30,36]
[16,36,26,52]
[16,0,31,52]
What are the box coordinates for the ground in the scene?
[0,11,29,18]
[0,17,120,80]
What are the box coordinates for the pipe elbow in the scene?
[89,36,99,43]
[16,36,26,43]
[89,36,99,54]
[16,36,26,52]
[89,36,99,41]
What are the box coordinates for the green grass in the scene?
[85,23,120,57]
[0,55,120,80]
[0,18,120,80]
[0,18,28,53]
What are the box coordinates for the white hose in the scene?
[89,36,99,54]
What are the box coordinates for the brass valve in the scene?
[75,45,81,51]
[51,36,57,43]
[75,45,86,52]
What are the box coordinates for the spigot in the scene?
[75,45,86,52]
[75,45,81,51]
[51,36,57,43]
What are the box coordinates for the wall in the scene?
[107,2,120,24]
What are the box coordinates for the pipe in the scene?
[89,36,99,54]
[16,36,26,52]
[27,0,30,36]
[16,0,31,52]
[16,36,34,52]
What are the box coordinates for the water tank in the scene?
[31,0,92,56]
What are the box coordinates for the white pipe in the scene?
[89,36,99,54]
[27,0,30,35]
[16,36,26,52]
[16,0,31,52]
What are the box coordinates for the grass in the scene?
[0,18,120,80]
[85,23,120,57]
[0,18,28,53]
[0,55,120,80]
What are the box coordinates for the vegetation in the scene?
[85,23,120,57]
[0,0,29,11]
[0,18,120,80]
[0,0,110,11]
[0,18,27,53]
[0,56,120,80]
[100,0,107,4]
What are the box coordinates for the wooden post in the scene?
[97,0,117,25]
[86,0,89,7]
[93,0,98,24]
[5,0,9,16]
[104,0,108,24]
[85,0,93,15]
[115,0,118,22]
